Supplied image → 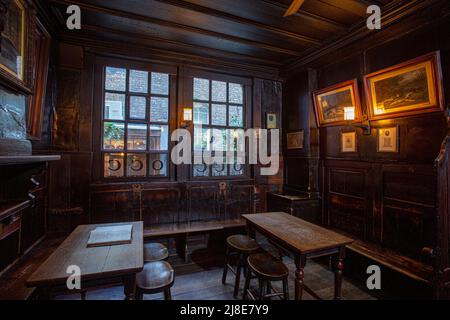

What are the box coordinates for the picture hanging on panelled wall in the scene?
[377,126,399,153]
[287,131,304,150]
[313,79,362,127]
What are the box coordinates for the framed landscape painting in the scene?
[364,52,443,120]
[313,79,362,127]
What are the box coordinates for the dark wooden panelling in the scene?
[141,188,181,225]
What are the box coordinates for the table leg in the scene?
[294,255,307,300]
[334,247,346,300]
[123,274,137,300]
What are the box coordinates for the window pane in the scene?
[129,69,148,93]
[104,93,125,120]
[150,97,169,122]
[104,153,124,178]
[127,153,147,177]
[229,83,243,104]
[230,163,244,176]
[127,124,147,150]
[212,81,226,102]
[194,78,209,101]
[150,125,169,151]
[103,122,125,150]
[212,163,227,177]
[130,96,146,120]
[193,102,209,125]
[194,126,209,151]
[151,73,169,95]
[211,104,226,126]
[105,67,126,91]
[211,128,226,151]
[229,129,245,152]
[229,105,243,127]
[193,164,209,177]
[149,153,168,176]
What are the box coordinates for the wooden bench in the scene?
[144,219,247,263]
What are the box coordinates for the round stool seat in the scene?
[136,261,174,293]
[226,235,259,253]
[247,253,289,281]
[144,242,169,262]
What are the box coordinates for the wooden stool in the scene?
[135,261,175,300]
[243,253,289,300]
[144,242,169,262]
[222,235,260,298]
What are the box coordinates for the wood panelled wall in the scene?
[283,17,450,263]
[33,42,283,230]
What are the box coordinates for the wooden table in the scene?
[26,222,144,300]
[242,212,353,300]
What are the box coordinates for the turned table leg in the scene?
[334,247,346,300]
[123,274,137,300]
[294,255,307,300]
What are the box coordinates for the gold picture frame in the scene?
[0,0,26,82]
[287,131,304,150]
[313,79,362,127]
[266,112,277,129]
[364,52,444,120]
[377,126,399,153]
[341,131,357,153]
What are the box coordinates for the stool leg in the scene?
[135,291,143,300]
[164,289,172,301]
[234,254,243,298]
[242,269,251,300]
[80,290,87,301]
[222,246,230,285]
[258,279,265,300]
[283,279,289,300]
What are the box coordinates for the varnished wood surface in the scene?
[0,200,30,221]
[243,212,353,254]
[0,155,61,166]
[26,222,144,287]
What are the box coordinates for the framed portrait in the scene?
[266,112,277,129]
[313,79,362,127]
[287,131,304,150]
[364,52,444,120]
[377,127,399,153]
[0,0,26,82]
[341,131,357,153]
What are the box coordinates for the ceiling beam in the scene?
[49,0,310,56]
[154,0,324,45]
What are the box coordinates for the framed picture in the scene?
[0,0,26,81]
[313,79,362,127]
[364,52,444,120]
[377,127,399,153]
[266,112,277,129]
[341,131,357,153]
[287,131,304,150]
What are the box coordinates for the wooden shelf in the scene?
[0,155,60,166]
[0,200,30,221]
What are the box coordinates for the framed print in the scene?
[341,131,357,153]
[313,79,362,127]
[0,0,26,81]
[364,52,444,120]
[266,112,277,129]
[377,127,399,153]
[287,131,304,150]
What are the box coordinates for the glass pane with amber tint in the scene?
[149,154,168,176]
[127,153,147,177]
[229,83,243,104]
[104,153,124,178]
[194,78,209,101]
[105,67,126,91]
[211,104,227,126]
[212,81,227,102]
[129,70,148,93]
[151,73,169,95]
[130,96,146,120]
[229,105,243,127]
[150,97,169,123]
[127,124,147,150]
[149,125,169,151]
[103,122,125,150]
[104,93,125,120]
